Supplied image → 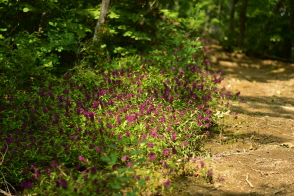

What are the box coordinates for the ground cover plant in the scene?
[0,19,239,196]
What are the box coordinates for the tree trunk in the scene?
[229,0,238,35]
[264,0,286,33]
[93,0,111,42]
[238,0,248,48]
[290,0,294,63]
[38,12,46,33]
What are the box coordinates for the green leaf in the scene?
[138,179,145,186]
[110,181,121,189]
[118,176,132,181]
[137,158,146,163]
[109,12,120,19]
[107,144,116,149]
[110,152,118,165]
[23,7,29,12]
[48,22,57,26]
[118,25,127,30]
[118,168,128,172]
[123,31,132,37]
[101,156,111,162]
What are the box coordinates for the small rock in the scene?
[214,182,222,188]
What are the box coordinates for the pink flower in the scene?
[121,155,127,161]
[204,116,210,121]
[126,162,134,167]
[34,170,41,178]
[148,142,153,148]
[78,156,88,163]
[171,131,177,140]
[207,170,213,177]
[149,131,158,138]
[149,152,156,161]
[141,133,147,139]
[116,115,121,124]
[162,148,169,155]
[95,147,101,152]
[163,180,170,187]
[180,141,188,147]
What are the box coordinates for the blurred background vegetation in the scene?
[0,0,293,95]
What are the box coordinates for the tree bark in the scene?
[93,0,111,42]
[38,12,46,33]
[229,0,238,35]
[264,0,286,33]
[238,0,248,48]
[290,0,294,63]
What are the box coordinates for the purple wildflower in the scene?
[207,170,213,177]
[78,156,88,163]
[112,165,118,170]
[20,181,33,189]
[148,142,153,148]
[95,147,101,152]
[106,123,112,129]
[162,148,169,155]
[163,180,170,187]
[171,131,177,140]
[121,155,127,162]
[141,133,147,139]
[38,90,45,97]
[63,89,69,94]
[58,95,64,102]
[180,141,188,147]
[42,107,48,114]
[34,170,41,178]
[60,178,68,189]
[126,162,134,167]
[135,175,141,180]
[116,115,121,125]
[149,131,158,138]
[149,152,156,161]
[205,110,211,115]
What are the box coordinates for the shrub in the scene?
[0,20,239,196]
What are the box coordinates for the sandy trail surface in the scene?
[169,44,294,196]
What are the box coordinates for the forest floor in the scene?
[169,42,294,196]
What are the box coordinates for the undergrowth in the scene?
[0,20,239,196]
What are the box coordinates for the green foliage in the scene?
[196,0,293,60]
[0,15,240,194]
[0,2,241,195]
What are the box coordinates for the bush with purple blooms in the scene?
[0,20,239,195]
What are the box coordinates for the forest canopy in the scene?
[0,0,293,90]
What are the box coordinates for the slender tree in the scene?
[238,0,248,48]
[93,0,111,42]
[229,0,238,35]
[264,0,286,33]
[290,0,294,63]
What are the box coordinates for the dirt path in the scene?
[169,44,294,196]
